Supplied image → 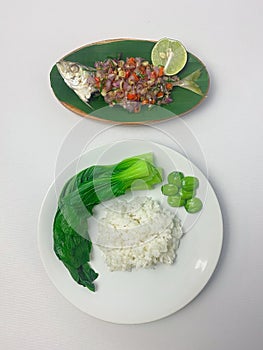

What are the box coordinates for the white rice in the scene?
[96,196,183,271]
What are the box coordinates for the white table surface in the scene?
[1,0,263,349]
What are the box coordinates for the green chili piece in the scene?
[167,171,184,187]
[167,195,186,207]
[179,188,196,200]
[181,176,199,192]
[161,184,179,196]
[185,197,203,213]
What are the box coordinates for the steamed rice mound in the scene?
[97,196,183,271]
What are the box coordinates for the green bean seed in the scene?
[161,184,179,196]
[179,188,196,200]
[167,195,186,207]
[185,197,203,213]
[181,176,199,192]
[167,171,184,187]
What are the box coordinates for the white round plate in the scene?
[38,140,223,324]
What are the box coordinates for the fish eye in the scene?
[70,64,79,73]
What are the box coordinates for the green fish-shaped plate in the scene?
[50,38,210,124]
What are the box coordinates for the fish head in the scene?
[56,60,97,106]
[56,60,84,83]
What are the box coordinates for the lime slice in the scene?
[151,38,187,75]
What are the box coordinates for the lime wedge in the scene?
[151,38,187,75]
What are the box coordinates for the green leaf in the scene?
[53,209,92,268]
[82,262,99,282]
[63,263,80,282]
[77,264,98,292]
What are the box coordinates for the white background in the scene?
[1,0,262,349]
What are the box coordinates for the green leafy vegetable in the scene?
[53,153,162,291]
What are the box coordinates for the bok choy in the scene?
[53,153,162,292]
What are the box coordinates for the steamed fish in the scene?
[56,60,98,107]
[56,57,203,113]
